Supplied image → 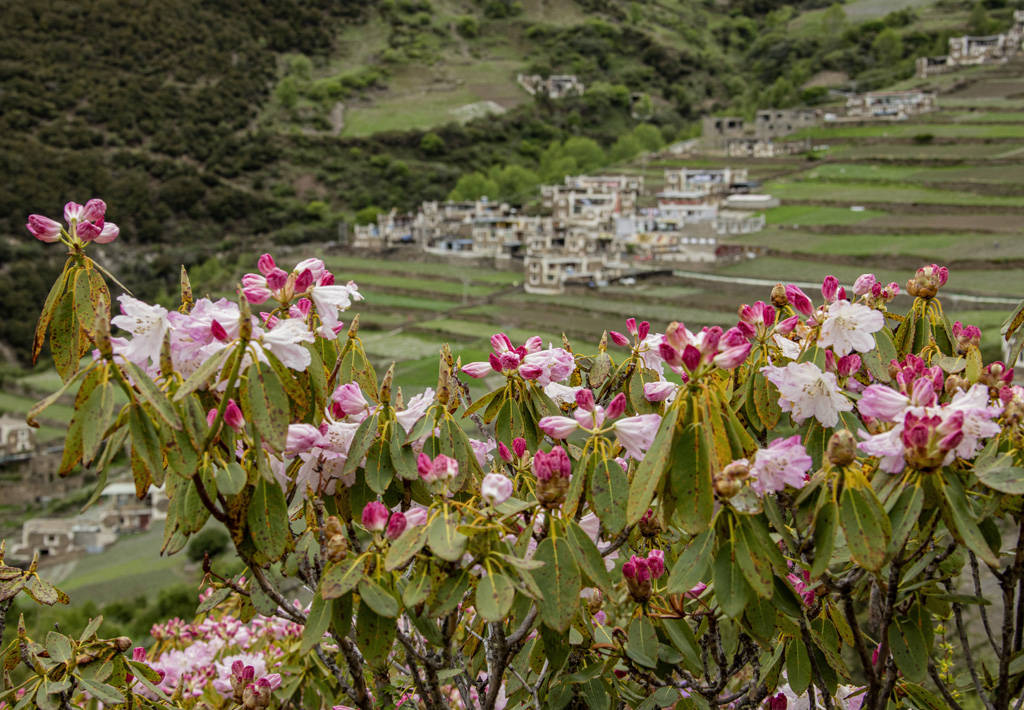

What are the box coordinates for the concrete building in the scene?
[0,414,33,458]
[517,74,585,99]
[702,109,820,150]
[845,90,937,119]
[917,11,1024,77]
[726,137,811,158]
[663,168,749,196]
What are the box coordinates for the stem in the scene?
[840,586,876,687]
[798,617,834,710]
[970,551,1001,654]
[951,587,997,710]
[928,662,967,710]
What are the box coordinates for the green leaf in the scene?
[247,478,288,562]
[752,371,781,429]
[26,364,90,428]
[364,439,394,495]
[79,379,115,464]
[785,640,812,695]
[670,410,713,534]
[667,529,714,595]
[942,470,999,567]
[533,536,580,632]
[344,414,380,477]
[300,595,332,654]
[77,679,124,706]
[25,575,69,606]
[888,483,924,555]
[662,618,702,673]
[626,617,659,669]
[810,500,837,578]
[590,456,628,534]
[476,571,515,623]
[974,453,1024,495]
[713,538,750,618]
[839,482,890,572]
[241,362,289,451]
[215,462,248,496]
[390,423,419,481]
[49,287,78,380]
[355,599,395,668]
[45,632,72,664]
[321,556,366,599]
[128,403,164,485]
[626,407,679,526]
[733,515,774,599]
[401,565,432,607]
[120,359,180,430]
[33,260,71,364]
[566,521,613,595]
[887,618,927,682]
[427,508,468,562]
[358,578,399,618]
[385,524,428,571]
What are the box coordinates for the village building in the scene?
[702,109,820,150]
[726,137,810,158]
[517,74,585,99]
[351,208,415,250]
[917,11,1024,77]
[663,167,749,196]
[844,90,937,120]
[0,414,33,458]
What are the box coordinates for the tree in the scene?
[275,75,299,109]
[610,133,643,162]
[354,204,383,225]
[560,136,606,172]
[872,27,904,65]
[969,1,991,35]
[631,123,665,152]
[448,171,499,200]
[419,131,446,156]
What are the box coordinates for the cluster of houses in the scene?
[517,74,585,99]
[917,10,1024,77]
[353,167,773,293]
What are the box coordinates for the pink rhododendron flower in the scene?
[519,347,574,385]
[761,362,853,427]
[396,388,435,432]
[748,436,813,495]
[613,414,661,460]
[818,300,885,356]
[785,284,814,316]
[111,294,170,370]
[418,453,458,484]
[538,415,579,439]
[362,501,389,532]
[644,380,676,403]
[258,318,314,371]
[386,511,407,540]
[481,473,514,505]
[25,214,61,242]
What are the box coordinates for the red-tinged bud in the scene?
[489,352,502,373]
[575,388,595,411]
[606,392,627,420]
[771,283,788,308]
[767,692,789,710]
[224,400,245,431]
[837,354,861,377]
[785,284,814,316]
[26,214,62,242]
[211,319,229,342]
[658,342,680,365]
[361,501,389,532]
[609,331,630,347]
[512,437,527,458]
[498,441,513,462]
[386,512,407,540]
[647,549,665,579]
[638,508,662,537]
[82,199,106,222]
[294,268,314,293]
[681,344,701,371]
[626,317,638,336]
[77,220,102,242]
[776,315,800,335]
[821,275,839,302]
[638,321,650,340]
[257,253,276,276]
[266,268,289,291]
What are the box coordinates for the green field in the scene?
[766,180,1024,207]
[765,204,887,226]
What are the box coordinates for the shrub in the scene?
[186,527,229,563]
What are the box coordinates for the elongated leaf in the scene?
[974,453,1024,495]
[364,439,394,494]
[662,618,702,673]
[888,618,927,682]
[839,483,889,572]
[77,680,124,706]
[120,360,180,430]
[667,529,714,595]
[942,471,998,567]
[300,595,331,654]
[26,365,90,428]
[344,414,379,477]
[810,500,837,578]
[590,456,628,534]
[359,578,399,618]
[50,288,78,380]
[713,538,750,618]
[174,346,231,400]
[533,536,580,632]
[670,410,713,534]
[786,640,812,695]
[428,508,468,562]
[476,571,515,623]
[385,523,428,571]
[247,478,288,562]
[241,362,289,451]
[321,556,365,599]
[734,515,774,599]
[33,261,71,363]
[626,407,679,526]
[215,462,248,496]
[355,599,395,668]
[626,617,658,668]
[888,483,923,555]
[566,521,613,595]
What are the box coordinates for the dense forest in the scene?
[1,0,1016,362]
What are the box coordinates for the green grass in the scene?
[805,163,1024,186]
[765,205,887,226]
[358,290,460,312]
[765,180,1024,207]
[344,271,509,298]
[0,391,74,424]
[824,142,1024,159]
[417,317,557,343]
[58,529,194,604]
[745,231,1024,260]
[793,123,1024,140]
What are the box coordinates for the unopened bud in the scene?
[113,636,132,652]
[638,508,662,537]
[326,534,348,563]
[379,363,394,405]
[944,374,968,396]
[714,475,743,499]
[347,313,360,339]
[722,460,750,480]
[324,515,344,539]
[180,265,194,310]
[826,430,857,467]
[770,283,788,308]
[160,333,174,376]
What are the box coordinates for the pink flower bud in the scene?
[837,354,861,377]
[462,361,493,378]
[622,558,636,579]
[626,317,638,336]
[319,271,335,286]
[481,473,514,505]
[93,221,119,244]
[386,512,407,540]
[606,392,627,420]
[681,345,702,371]
[77,220,102,242]
[532,451,553,481]
[417,453,434,479]
[133,647,147,662]
[82,199,107,223]
[64,201,84,223]
[549,446,572,478]
[538,416,579,439]
[575,388,595,411]
[512,437,527,458]
[643,381,676,402]
[294,268,314,293]
[404,507,429,527]
[224,399,245,430]
[776,315,800,335]
[609,331,630,347]
[491,333,513,352]
[361,501,389,532]
[685,582,707,599]
[638,321,650,340]
[853,273,877,296]
[714,342,751,370]
[524,335,543,353]
[498,441,513,462]
[785,284,814,316]
[26,214,62,242]
[266,268,289,291]
[499,352,522,371]
[647,549,665,579]
[821,275,839,302]
[211,319,229,342]
[257,253,277,276]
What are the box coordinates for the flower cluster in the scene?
[622,549,665,603]
[26,199,119,245]
[462,332,574,386]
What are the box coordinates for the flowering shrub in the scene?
[5,202,1024,709]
